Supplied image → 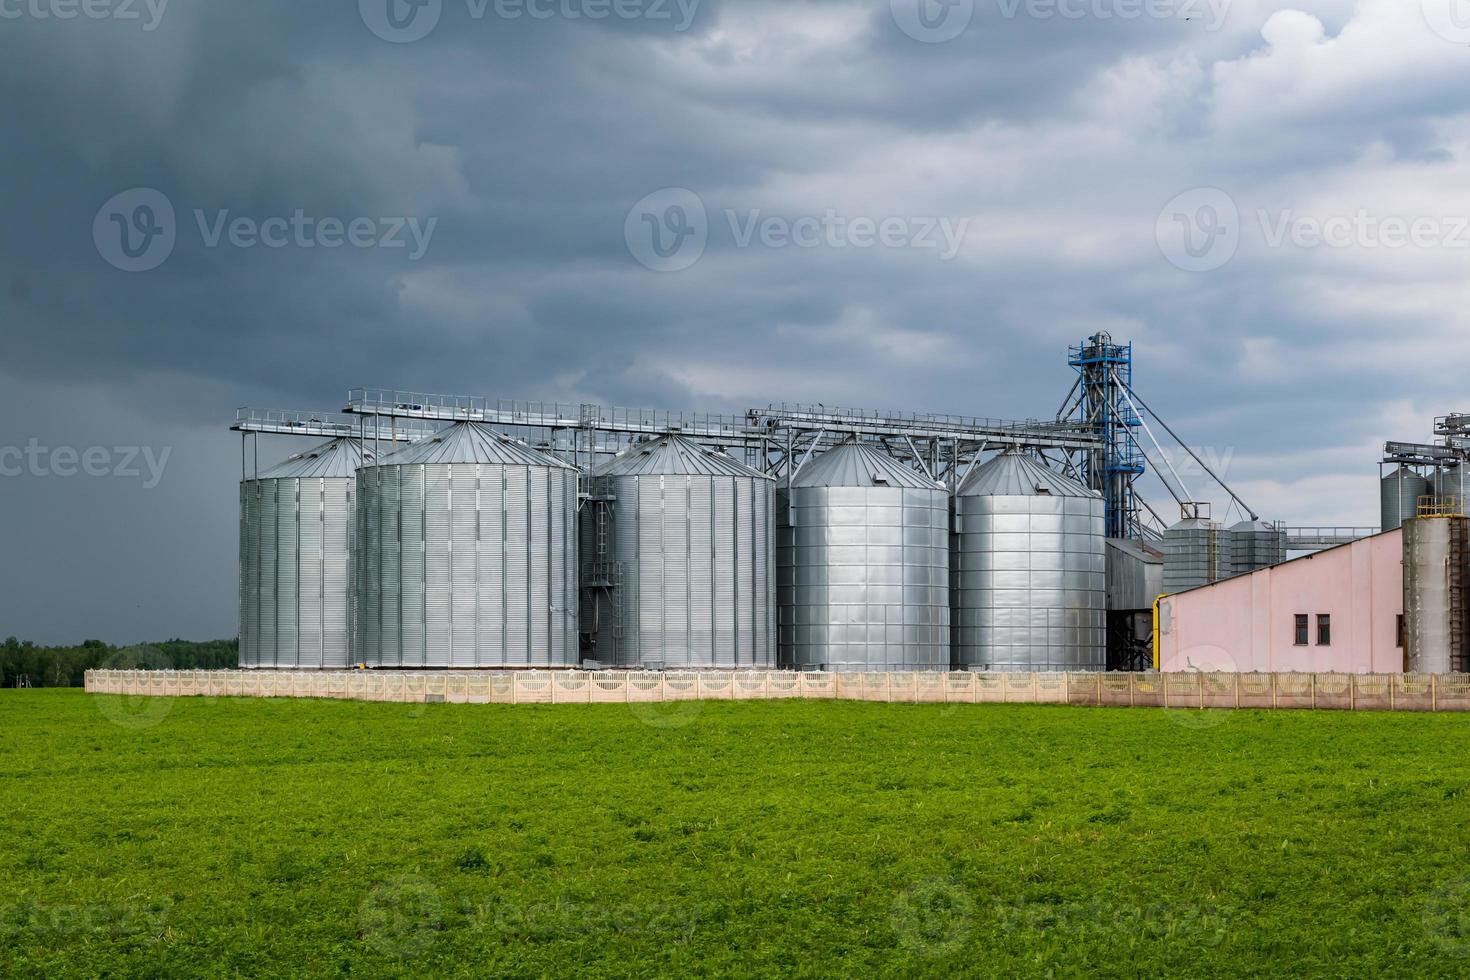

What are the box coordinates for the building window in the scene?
[1396,614,1405,649]
[1317,614,1331,647]
[1294,614,1308,646]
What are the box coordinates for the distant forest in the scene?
[0,638,238,688]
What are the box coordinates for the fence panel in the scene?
[1314,673,1352,710]
[1354,674,1393,711]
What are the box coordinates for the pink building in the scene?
[1156,529,1404,674]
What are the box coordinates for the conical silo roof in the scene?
[371,421,575,469]
[956,449,1095,498]
[597,433,772,480]
[790,440,943,489]
[256,438,367,480]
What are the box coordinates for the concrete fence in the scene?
[82,669,1470,712]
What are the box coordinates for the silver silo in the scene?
[1162,508,1231,593]
[1229,519,1287,576]
[1402,515,1470,673]
[239,438,364,669]
[588,433,775,669]
[952,449,1106,672]
[777,440,950,672]
[1434,466,1470,513]
[1382,467,1429,531]
[355,421,578,668]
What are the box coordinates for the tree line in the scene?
[0,638,238,688]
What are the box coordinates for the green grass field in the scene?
[5,690,1470,977]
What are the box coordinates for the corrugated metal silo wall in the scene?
[605,473,775,668]
[777,485,950,671]
[355,463,579,667]
[1382,469,1428,531]
[952,494,1106,671]
[238,476,355,669]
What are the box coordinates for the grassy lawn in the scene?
[4,690,1470,977]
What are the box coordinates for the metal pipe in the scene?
[1119,377,1259,522]
[1112,369,1192,504]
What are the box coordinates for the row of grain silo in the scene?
[239,424,1108,671]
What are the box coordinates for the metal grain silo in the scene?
[1434,466,1470,512]
[355,421,578,668]
[239,438,363,669]
[1162,508,1231,593]
[590,433,775,669]
[777,440,950,672]
[952,449,1106,672]
[1229,519,1287,576]
[1382,467,1428,531]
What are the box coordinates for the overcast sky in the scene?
[2,0,1467,644]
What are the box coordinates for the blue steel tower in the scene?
[1067,334,1144,539]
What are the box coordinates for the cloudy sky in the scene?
[2,0,1468,644]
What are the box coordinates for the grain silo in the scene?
[1382,467,1429,531]
[355,421,578,668]
[1162,507,1231,593]
[1229,519,1286,576]
[952,449,1106,672]
[239,438,364,669]
[777,440,950,672]
[1434,466,1470,512]
[588,433,774,669]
